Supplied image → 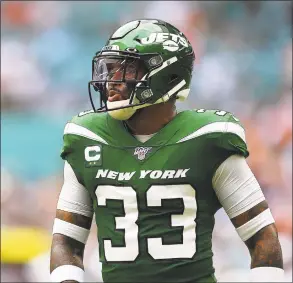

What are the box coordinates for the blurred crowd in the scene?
[1,1,292,282]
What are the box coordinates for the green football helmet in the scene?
[88,19,195,120]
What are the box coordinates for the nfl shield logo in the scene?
[133,147,152,161]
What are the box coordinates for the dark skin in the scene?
[126,100,177,135]
[50,62,283,282]
[231,200,283,269]
[50,210,93,283]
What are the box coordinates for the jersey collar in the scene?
[107,112,185,148]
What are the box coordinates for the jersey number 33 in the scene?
[96,184,197,262]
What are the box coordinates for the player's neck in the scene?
[125,102,177,135]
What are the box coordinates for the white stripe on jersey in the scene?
[64,122,108,144]
[177,122,246,143]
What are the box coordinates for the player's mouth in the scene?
[108,89,127,102]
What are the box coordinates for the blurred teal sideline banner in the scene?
[1,113,70,181]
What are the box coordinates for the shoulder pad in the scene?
[60,111,109,160]
[194,108,248,157]
[63,111,108,144]
[70,110,107,128]
[178,109,245,140]
[193,108,241,123]
[178,109,249,157]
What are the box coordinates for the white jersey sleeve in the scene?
[212,155,275,242]
[57,161,94,218]
[212,154,265,219]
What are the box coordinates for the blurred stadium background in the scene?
[1,1,292,282]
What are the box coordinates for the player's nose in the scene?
[111,70,123,81]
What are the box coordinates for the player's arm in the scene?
[213,155,284,282]
[50,161,94,283]
[231,201,283,272]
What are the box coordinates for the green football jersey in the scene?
[60,109,249,283]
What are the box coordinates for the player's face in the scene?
[93,57,147,102]
[106,58,146,102]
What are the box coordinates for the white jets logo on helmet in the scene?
[134,147,152,160]
[162,40,179,52]
[140,33,188,51]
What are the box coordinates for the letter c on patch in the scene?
[85,146,101,162]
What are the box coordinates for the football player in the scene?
[50,19,284,282]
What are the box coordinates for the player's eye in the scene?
[126,65,136,74]
[106,65,123,80]
[125,60,139,78]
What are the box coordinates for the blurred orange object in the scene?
[1,2,30,26]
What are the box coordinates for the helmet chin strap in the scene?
[107,97,151,120]
[107,85,190,121]
[107,99,138,120]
